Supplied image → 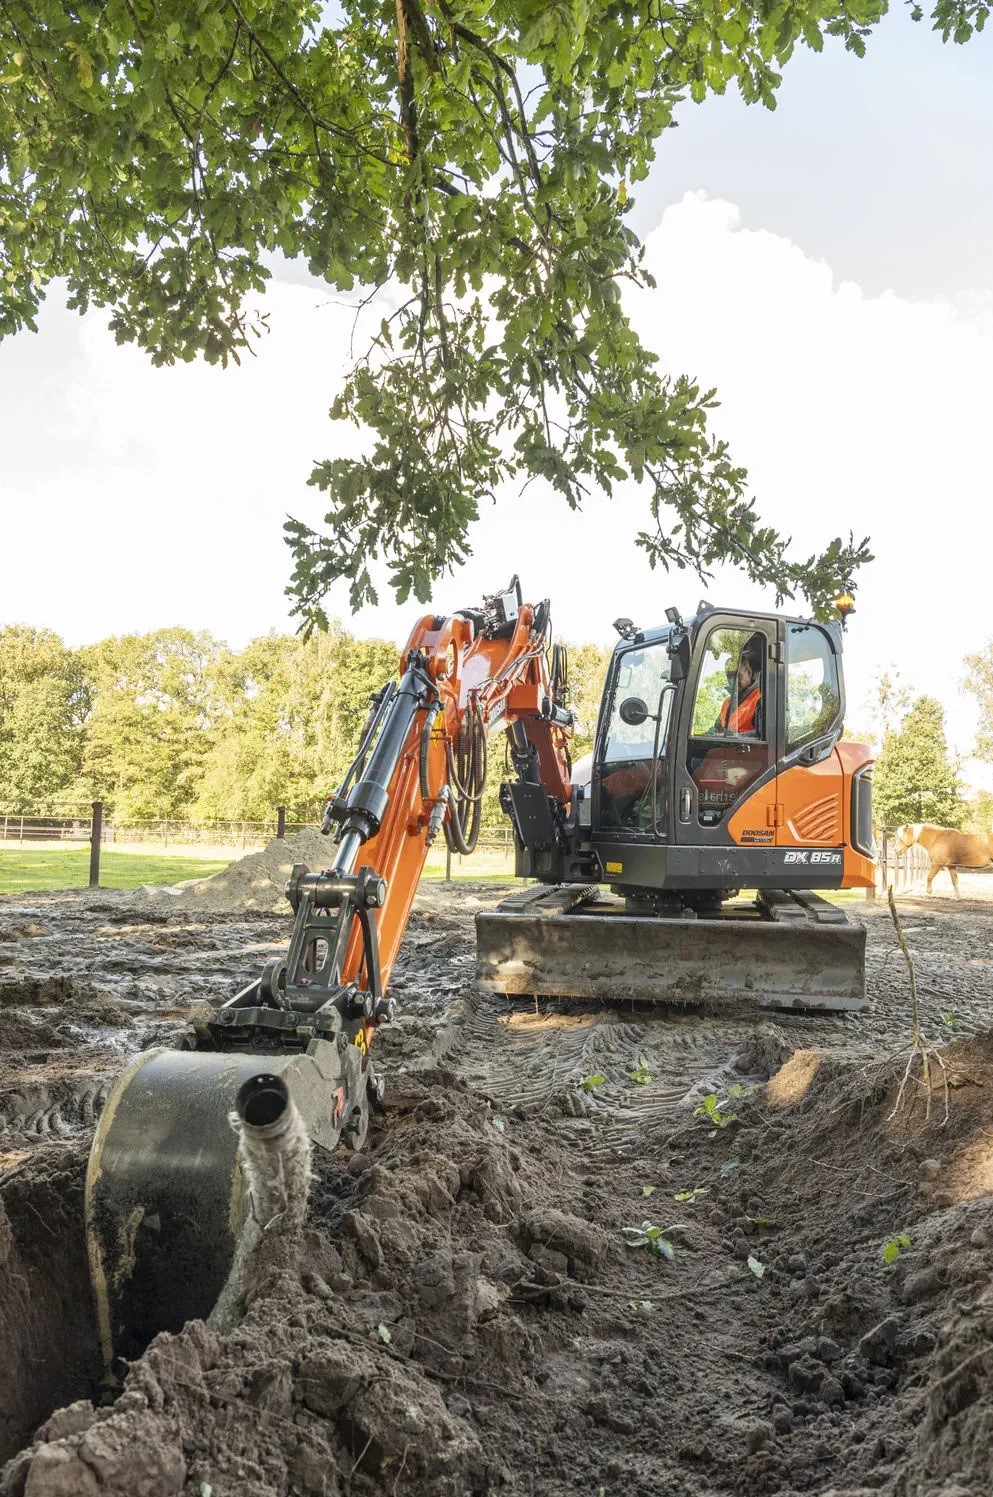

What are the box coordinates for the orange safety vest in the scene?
[719,685,761,735]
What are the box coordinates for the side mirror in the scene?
[668,629,691,683]
[619,696,649,727]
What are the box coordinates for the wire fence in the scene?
[0,808,305,849]
[0,803,519,886]
[0,808,517,849]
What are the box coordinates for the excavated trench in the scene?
[0,1144,102,1464]
[1,870,993,1495]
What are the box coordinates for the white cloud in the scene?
[2,192,992,780]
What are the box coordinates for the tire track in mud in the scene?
[0,893,291,1155]
[448,978,764,1171]
[417,892,993,1176]
[1,1081,110,1143]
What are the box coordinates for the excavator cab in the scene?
[595,606,872,891]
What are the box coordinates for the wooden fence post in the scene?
[89,802,103,888]
[277,806,286,838]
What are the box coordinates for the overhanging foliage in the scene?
[1,0,982,620]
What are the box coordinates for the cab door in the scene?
[773,621,846,848]
[672,616,782,849]
[592,637,675,842]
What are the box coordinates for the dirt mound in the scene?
[683,1031,993,1497]
[150,831,334,913]
[12,1034,993,1497]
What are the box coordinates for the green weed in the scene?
[621,1220,687,1261]
[882,1233,912,1265]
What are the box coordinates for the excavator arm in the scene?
[85,580,573,1365]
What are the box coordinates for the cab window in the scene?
[689,628,766,739]
[786,625,841,750]
[599,642,672,832]
[686,626,772,826]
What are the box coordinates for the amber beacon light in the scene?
[832,588,856,627]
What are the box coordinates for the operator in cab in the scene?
[717,635,763,736]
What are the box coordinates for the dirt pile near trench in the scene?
[5,1027,993,1497]
[147,831,334,913]
[698,1033,993,1497]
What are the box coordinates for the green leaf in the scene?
[694,1093,737,1128]
[882,1233,912,1265]
[377,1322,392,1343]
[582,1074,607,1091]
[747,1254,765,1278]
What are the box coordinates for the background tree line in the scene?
[0,624,611,825]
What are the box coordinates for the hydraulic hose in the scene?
[419,701,443,801]
[444,699,487,855]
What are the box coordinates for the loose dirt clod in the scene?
[2,886,993,1495]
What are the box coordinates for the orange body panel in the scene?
[338,601,572,996]
[726,741,875,889]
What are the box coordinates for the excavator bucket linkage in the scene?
[475,886,868,1013]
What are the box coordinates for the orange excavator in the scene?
[86,579,875,1364]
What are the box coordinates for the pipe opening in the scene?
[236,1073,289,1130]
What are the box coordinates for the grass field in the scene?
[0,847,230,894]
[0,844,516,895]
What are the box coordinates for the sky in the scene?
[2,11,993,783]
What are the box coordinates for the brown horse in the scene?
[894,822,993,896]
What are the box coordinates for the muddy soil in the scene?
[1,882,992,1496]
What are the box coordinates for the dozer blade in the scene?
[475,889,867,1012]
[86,1037,365,1368]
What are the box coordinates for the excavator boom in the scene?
[86,580,573,1365]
